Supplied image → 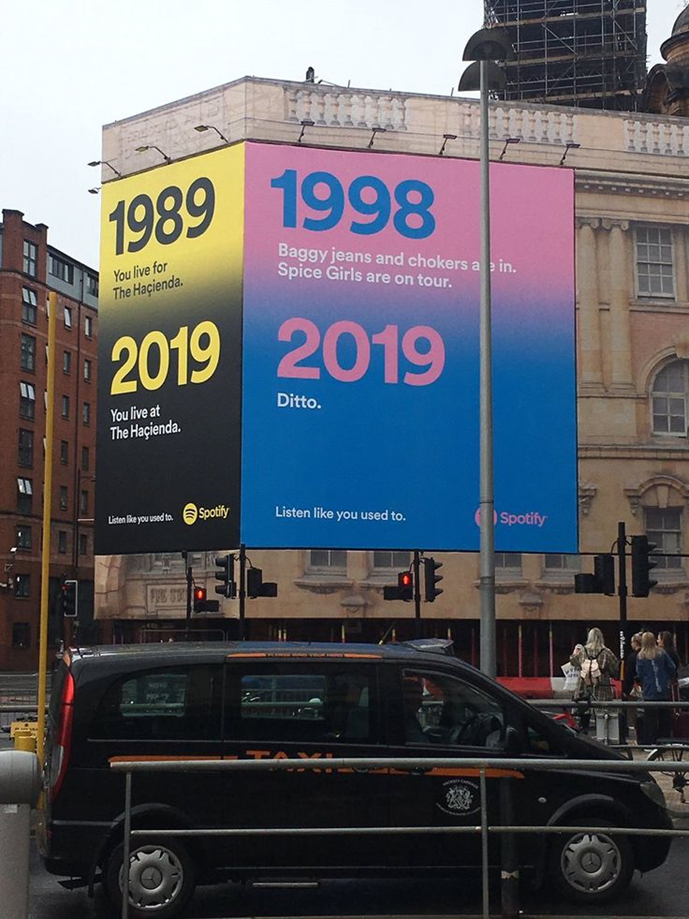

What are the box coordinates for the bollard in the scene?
[0,751,43,919]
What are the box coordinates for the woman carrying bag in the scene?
[570,628,619,733]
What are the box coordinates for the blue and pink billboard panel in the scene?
[241,142,577,552]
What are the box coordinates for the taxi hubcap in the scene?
[561,832,621,893]
[121,845,184,910]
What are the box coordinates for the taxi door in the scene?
[384,664,522,870]
[214,656,389,873]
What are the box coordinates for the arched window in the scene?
[652,360,689,435]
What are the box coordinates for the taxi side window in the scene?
[226,666,378,745]
[89,665,222,740]
[401,669,506,748]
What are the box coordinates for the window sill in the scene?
[294,575,352,595]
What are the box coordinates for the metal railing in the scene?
[110,753,689,919]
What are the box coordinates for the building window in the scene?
[308,549,347,572]
[59,486,68,511]
[86,273,99,296]
[372,550,411,569]
[652,360,688,436]
[12,623,30,649]
[58,531,67,554]
[82,402,91,425]
[84,358,92,381]
[22,287,37,325]
[19,382,36,420]
[496,552,523,571]
[63,305,73,329]
[49,254,74,284]
[20,334,36,372]
[645,508,683,571]
[79,533,88,556]
[63,350,72,374]
[543,554,580,574]
[17,478,32,513]
[15,525,31,550]
[23,240,37,277]
[60,440,69,465]
[85,314,93,338]
[81,446,90,471]
[80,490,89,515]
[636,226,674,299]
[61,395,70,419]
[14,574,30,599]
[18,429,34,467]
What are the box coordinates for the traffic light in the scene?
[594,553,615,596]
[384,570,413,601]
[423,557,444,602]
[193,586,207,612]
[631,535,659,598]
[193,586,220,614]
[61,579,78,617]
[246,567,278,599]
[214,554,236,598]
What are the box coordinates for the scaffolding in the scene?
[484,0,648,110]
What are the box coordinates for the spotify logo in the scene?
[183,503,198,525]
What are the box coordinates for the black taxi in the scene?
[39,639,671,918]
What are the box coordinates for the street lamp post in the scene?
[459,29,513,681]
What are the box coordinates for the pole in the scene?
[618,521,628,664]
[239,544,246,640]
[413,550,422,638]
[184,553,192,638]
[499,777,520,919]
[37,292,58,764]
[478,59,496,679]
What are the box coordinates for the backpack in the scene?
[581,652,602,686]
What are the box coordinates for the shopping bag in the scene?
[561,663,580,694]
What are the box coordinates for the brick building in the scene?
[0,209,98,670]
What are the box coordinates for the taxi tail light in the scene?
[49,671,75,801]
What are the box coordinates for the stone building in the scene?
[94,16,689,681]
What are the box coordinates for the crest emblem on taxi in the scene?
[437,779,480,816]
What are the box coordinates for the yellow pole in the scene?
[37,291,58,764]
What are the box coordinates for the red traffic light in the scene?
[399,572,412,589]
[194,587,207,603]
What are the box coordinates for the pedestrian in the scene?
[621,632,643,743]
[636,630,677,744]
[570,628,619,733]
[658,631,681,671]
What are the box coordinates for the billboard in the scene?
[95,146,244,554]
[96,141,577,555]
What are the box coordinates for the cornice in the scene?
[576,169,689,199]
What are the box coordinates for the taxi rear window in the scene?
[89,665,222,740]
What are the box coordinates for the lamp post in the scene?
[459,28,513,681]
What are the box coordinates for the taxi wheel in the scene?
[104,838,196,919]
[548,817,634,905]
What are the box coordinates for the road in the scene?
[30,837,689,919]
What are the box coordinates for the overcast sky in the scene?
[1,0,685,269]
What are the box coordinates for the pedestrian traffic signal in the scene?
[384,570,414,601]
[193,586,220,614]
[246,567,279,599]
[631,535,659,598]
[214,554,236,598]
[423,557,444,602]
[594,553,615,596]
[61,579,78,617]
